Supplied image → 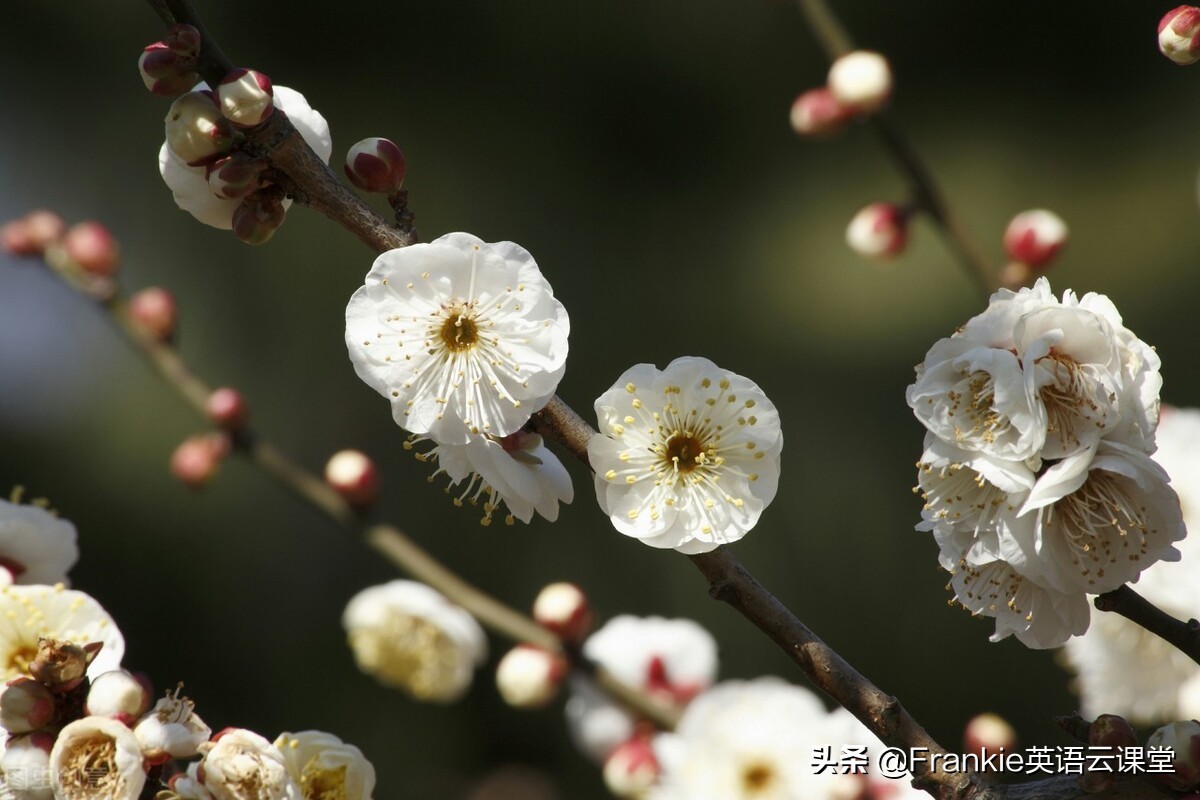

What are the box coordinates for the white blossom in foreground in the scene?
[275,730,376,800]
[567,616,717,762]
[407,430,573,525]
[0,585,123,680]
[135,688,212,759]
[49,716,146,800]
[3,732,54,800]
[1063,406,1200,722]
[590,357,783,554]
[0,500,78,587]
[342,580,487,702]
[159,85,331,229]
[199,728,301,800]
[345,232,570,444]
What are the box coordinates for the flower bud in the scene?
[2,731,54,798]
[164,23,201,59]
[602,737,659,799]
[828,50,892,112]
[532,582,593,644]
[344,137,408,194]
[207,152,267,199]
[789,87,855,137]
[0,677,55,734]
[23,210,67,252]
[964,713,1016,757]
[165,91,234,166]
[846,202,907,259]
[1,219,35,256]
[324,450,381,508]
[63,221,120,277]
[85,670,151,723]
[1147,720,1200,791]
[1089,714,1138,750]
[127,287,178,342]
[1160,6,1200,64]
[218,68,275,128]
[28,638,101,693]
[206,387,249,430]
[170,433,230,490]
[1002,209,1067,269]
[232,190,287,245]
[495,646,566,709]
[50,716,147,800]
[138,43,196,97]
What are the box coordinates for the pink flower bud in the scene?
[1161,6,1200,64]
[789,87,855,137]
[206,387,249,430]
[846,202,908,259]
[232,191,286,245]
[1147,720,1200,791]
[1,220,35,255]
[170,433,230,489]
[218,68,275,128]
[85,670,151,722]
[964,713,1017,758]
[164,23,202,59]
[0,677,55,734]
[344,137,408,194]
[29,638,101,694]
[165,91,234,166]
[603,737,659,799]
[138,43,197,97]
[127,287,178,342]
[1089,714,1138,750]
[324,450,381,507]
[828,50,892,113]
[23,210,67,252]
[532,582,593,644]
[1002,209,1067,269]
[495,646,566,709]
[207,152,267,199]
[63,221,120,276]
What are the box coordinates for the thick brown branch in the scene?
[1095,585,1200,665]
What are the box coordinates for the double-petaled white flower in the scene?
[910,279,1180,648]
[345,233,570,445]
[49,716,146,800]
[589,357,783,554]
[275,730,376,800]
[198,729,301,800]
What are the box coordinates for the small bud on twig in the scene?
[324,450,381,508]
[1002,209,1067,269]
[828,50,892,113]
[495,645,566,709]
[127,287,178,342]
[232,190,287,245]
[62,221,120,277]
[0,677,55,734]
[165,91,234,166]
[218,68,275,128]
[532,582,593,644]
[205,388,249,431]
[344,137,408,194]
[29,638,100,694]
[1160,6,1200,65]
[207,152,268,200]
[603,737,660,799]
[846,202,908,259]
[170,434,230,489]
[789,87,855,137]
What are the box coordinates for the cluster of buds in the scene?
[138,24,201,97]
[790,50,893,137]
[2,212,122,299]
[999,208,1068,288]
[494,583,592,710]
[1160,6,1200,65]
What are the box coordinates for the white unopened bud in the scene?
[0,677,55,734]
[85,670,150,722]
[846,202,907,259]
[963,713,1016,758]
[324,450,381,508]
[1160,6,1200,65]
[1147,720,1200,790]
[344,137,408,194]
[495,646,566,709]
[1002,209,1067,269]
[135,688,212,761]
[218,68,275,128]
[602,737,659,799]
[789,87,855,137]
[3,732,54,800]
[828,50,892,112]
[49,716,147,800]
[166,91,234,166]
[532,582,592,643]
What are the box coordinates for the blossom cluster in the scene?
[908,278,1184,648]
[345,232,573,525]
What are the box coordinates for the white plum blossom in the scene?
[407,430,573,525]
[275,730,376,800]
[134,688,212,759]
[159,85,331,229]
[0,500,78,587]
[3,732,54,800]
[198,728,301,800]
[567,616,717,762]
[169,761,214,800]
[342,580,487,703]
[0,585,124,680]
[589,357,783,554]
[49,716,146,800]
[345,232,570,445]
[1063,406,1200,722]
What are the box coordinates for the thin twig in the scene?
[1094,585,1200,666]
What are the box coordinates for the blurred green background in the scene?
[3,1,1200,797]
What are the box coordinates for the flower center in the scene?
[350,612,462,701]
[439,305,479,352]
[740,762,776,795]
[58,735,123,798]
[301,759,350,800]
[6,643,37,678]
[961,370,1009,445]
[1049,471,1152,586]
[664,433,708,473]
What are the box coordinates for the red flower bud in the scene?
[127,287,178,342]
[324,450,381,508]
[789,87,855,137]
[1160,6,1200,65]
[846,202,908,259]
[63,221,120,277]
[344,137,408,194]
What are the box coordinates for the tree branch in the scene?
[1094,585,1200,666]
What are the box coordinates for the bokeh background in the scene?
[3,2,1200,797]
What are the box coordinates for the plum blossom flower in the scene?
[406,430,573,525]
[0,499,78,587]
[198,729,301,800]
[135,687,212,759]
[0,585,123,680]
[341,580,486,703]
[159,85,331,229]
[49,716,146,800]
[589,357,783,554]
[345,233,570,445]
[275,730,376,800]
